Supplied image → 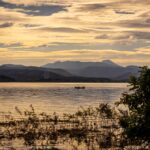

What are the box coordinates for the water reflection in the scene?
[0,83,128,115]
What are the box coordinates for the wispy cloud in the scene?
[35,27,86,33]
[0,22,13,28]
[0,0,150,66]
[0,0,67,16]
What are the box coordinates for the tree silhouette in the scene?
[117,67,150,144]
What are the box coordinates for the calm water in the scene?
[0,83,128,115]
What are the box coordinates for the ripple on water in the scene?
[0,83,128,115]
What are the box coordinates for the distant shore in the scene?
[0,77,128,83]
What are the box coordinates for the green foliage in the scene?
[117,67,150,142]
[96,103,113,119]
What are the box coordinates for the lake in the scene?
[0,83,128,116]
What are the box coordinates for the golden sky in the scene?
[0,0,150,66]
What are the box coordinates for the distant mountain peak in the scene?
[1,64,25,68]
[102,60,114,63]
[101,60,120,67]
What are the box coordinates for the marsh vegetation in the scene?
[0,104,149,150]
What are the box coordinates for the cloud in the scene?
[36,27,86,33]
[21,24,42,28]
[1,48,150,66]
[119,21,150,28]
[95,34,109,39]
[0,22,13,28]
[0,0,67,16]
[95,31,150,42]
[0,0,150,66]
[114,10,135,15]
[77,3,106,11]
[0,43,22,48]
[131,32,150,40]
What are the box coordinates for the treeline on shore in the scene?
[0,74,112,82]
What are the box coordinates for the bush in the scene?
[117,67,150,143]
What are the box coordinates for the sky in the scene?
[0,0,150,66]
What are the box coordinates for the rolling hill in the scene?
[0,64,111,82]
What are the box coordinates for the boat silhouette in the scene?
[74,86,85,89]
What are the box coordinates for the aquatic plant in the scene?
[1,103,148,150]
[0,104,121,149]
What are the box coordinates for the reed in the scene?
[0,104,149,150]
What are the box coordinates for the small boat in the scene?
[74,86,85,89]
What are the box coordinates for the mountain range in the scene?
[43,60,140,81]
[0,60,140,82]
[0,64,71,82]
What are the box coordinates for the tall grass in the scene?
[0,104,149,150]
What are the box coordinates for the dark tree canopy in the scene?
[117,67,150,143]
